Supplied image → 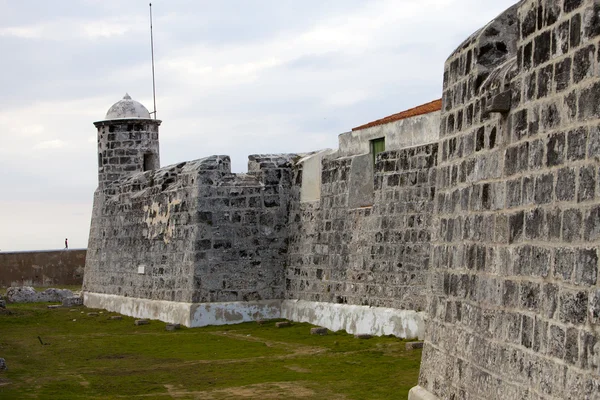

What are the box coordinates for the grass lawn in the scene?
[0,302,421,399]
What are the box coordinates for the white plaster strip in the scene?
[83,293,425,338]
[83,292,193,325]
[189,300,282,327]
[281,299,425,339]
[83,292,283,327]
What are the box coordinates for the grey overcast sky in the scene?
[0,0,517,251]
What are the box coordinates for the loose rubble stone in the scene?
[0,300,6,309]
[109,316,123,320]
[62,297,83,307]
[87,312,99,317]
[310,327,328,335]
[165,323,181,331]
[275,321,292,328]
[405,341,424,350]
[6,286,74,303]
[256,319,266,325]
[134,319,149,326]
[47,305,62,309]
[354,334,372,339]
[0,358,6,372]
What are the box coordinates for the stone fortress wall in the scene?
[84,153,298,326]
[83,87,439,335]
[83,0,600,397]
[83,89,439,335]
[284,105,440,336]
[412,0,600,398]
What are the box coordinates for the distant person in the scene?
[65,238,68,250]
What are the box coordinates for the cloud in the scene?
[0,0,518,250]
[323,90,370,108]
[0,25,44,39]
[33,139,67,150]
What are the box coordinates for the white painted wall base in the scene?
[408,386,440,400]
[189,300,282,327]
[83,292,283,327]
[83,292,425,339]
[84,292,195,325]
[281,299,425,339]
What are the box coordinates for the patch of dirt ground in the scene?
[284,365,311,373]
[160,382,347,399]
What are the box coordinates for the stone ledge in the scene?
[83,293,425,338]
[189,300,282,327]
[408,386,440,400]
[281,299,425,339]
[83,292,283,327]
[83,292,195,326]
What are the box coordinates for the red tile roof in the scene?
[352,99,442,131]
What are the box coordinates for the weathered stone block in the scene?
[584,3,600,39]
[135,319,150,326]
[520,281,540,311]
[578,82,600,120]
[559,290,588,324]
[404,341,424,351]
[549,324,566,359]
[578,166,596,202]
[555,58,572,91]
[584,205,600,241]
[574,248,598,285]
[565,327,580,365]
[589,289,600,324]
[521,315,534,348]
[570,13,582,48]
[62,297,83,307]
[509,211,525,244]
[556,167,576,201]
[563,209,583,242]
[573,45,595,83]
[534,173,554,204]
[534,30,552,66]
[310,327,328,335]
[354,334,372,339]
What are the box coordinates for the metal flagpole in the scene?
[149,3,157,120]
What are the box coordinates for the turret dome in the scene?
[105,93,151,120]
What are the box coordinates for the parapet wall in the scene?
[0,249,85,287]
[84,153,296,306]
[414,0,600,398]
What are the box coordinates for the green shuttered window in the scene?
[371,137,385,165]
